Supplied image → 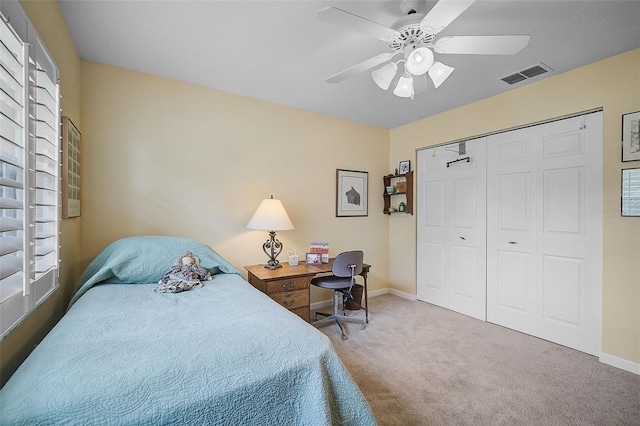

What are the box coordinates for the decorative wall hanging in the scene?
[622,111,640,162]
[62,116,82,218]
[621,168,640,217]
[336,169,368,217]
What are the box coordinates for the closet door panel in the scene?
[487,112,602,356]
[417,138,487,321]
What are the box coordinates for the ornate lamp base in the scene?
[263,230,283,270]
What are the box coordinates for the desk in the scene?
[244,259,370,323]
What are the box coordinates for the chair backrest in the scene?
[331,251,364,278]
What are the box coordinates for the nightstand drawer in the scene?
[270,289,309,310]
[265,276,310,294]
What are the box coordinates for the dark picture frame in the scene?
[62,116,81,218]
[399,160,411,174]
[622,111,640,162]
[305,252,322,264]
[336,169,368,217]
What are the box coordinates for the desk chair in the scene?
[311,250,366,341]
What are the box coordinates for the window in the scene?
[1,1,60,339]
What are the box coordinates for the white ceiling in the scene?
[58,0,640,129]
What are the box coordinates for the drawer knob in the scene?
[283,281,295,291]
[283,297,295,307]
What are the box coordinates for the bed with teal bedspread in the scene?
[0,236,376,425]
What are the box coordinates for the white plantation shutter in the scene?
[0,2,60,339]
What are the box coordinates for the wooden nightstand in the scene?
[244,263,315,322]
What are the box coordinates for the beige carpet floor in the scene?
[314,294,640,426]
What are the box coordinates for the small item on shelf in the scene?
[287,250,299,266]
[398,202,406,212]
[395,168,399,175]
[386,185,395,194]
[388,206,396,213]
[395,182,407,193]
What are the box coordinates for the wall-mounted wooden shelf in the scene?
[383,170,413,215]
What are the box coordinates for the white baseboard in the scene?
[389,288,417,301]
[599,352,640,375]
[310,287,416,311]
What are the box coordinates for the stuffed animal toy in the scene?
[154,250,213,293]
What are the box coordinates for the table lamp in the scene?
[247,195,294,270]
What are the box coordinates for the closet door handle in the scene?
[508,241,518,244]
[459,236,466,240]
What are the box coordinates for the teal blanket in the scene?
[1,236,376,425]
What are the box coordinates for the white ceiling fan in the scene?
[317,0,531,99]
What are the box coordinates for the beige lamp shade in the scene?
[247,196,294,231]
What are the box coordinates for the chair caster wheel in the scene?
[360,324,365,330]
[341,335,348,341]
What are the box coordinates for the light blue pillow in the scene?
[69,236,241,307]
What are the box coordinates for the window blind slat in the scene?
[35,120,54,144]
[0,271,23,304]
[35,251,55,273]
[0,235,21,256]
[35,188,55,206]
[35,137,55,160]
[0,25,24,66]
[0,176,23,189]
[35,171,55,190]
[35,103,54,130]
[34,221,55,239]
[0,62,24,105]
[35,154,56,175]
[0,196,22,208]
[0,216,22,232]
[0,253,22,280]
[0,115,24,148]
[36,70,55,99]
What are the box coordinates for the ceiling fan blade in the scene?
[326,52,400,83]
[434,35,531,54]
[419,0,476,35]
[317,7,400,41]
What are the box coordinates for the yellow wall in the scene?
[389,48,640,364]
[3,0,639,386]
[0,0,82,386]
[79,61,390,300]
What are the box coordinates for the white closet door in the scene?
[486,112,602,355]
[417,138,487,320]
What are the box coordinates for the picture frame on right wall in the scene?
[622,110,640,162]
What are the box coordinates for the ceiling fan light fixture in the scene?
[393,72,414,98]
[372,62,399,90]
[428,61,455,88]
[406,47,434,75]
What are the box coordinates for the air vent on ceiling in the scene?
[501,63,552,85]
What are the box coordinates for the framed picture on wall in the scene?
[399,160,410,174]
[622,111,640,162]
[336,169,368,217]
[622,168,640,217]
[62,116,82,218]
